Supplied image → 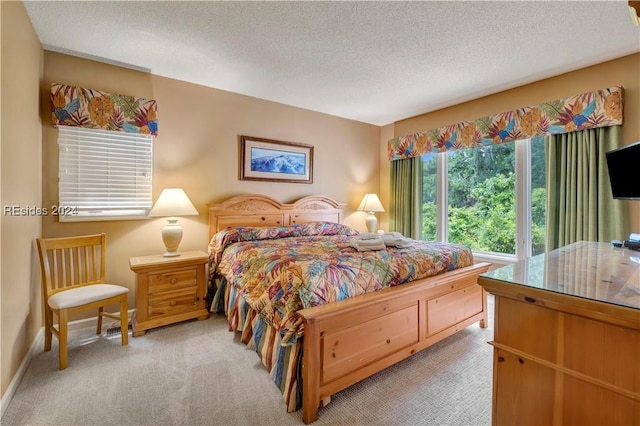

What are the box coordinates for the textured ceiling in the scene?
[23,1,640,126]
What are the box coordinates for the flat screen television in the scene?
[606,140,640,200]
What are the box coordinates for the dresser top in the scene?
[481,241,640,310]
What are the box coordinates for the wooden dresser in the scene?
[129,250,209,336]
[478,241,640,425]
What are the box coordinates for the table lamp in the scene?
[357,193,385,233]
[149,188,198,257]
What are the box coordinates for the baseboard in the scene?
[0,328,43,418]
[0,309,135,418]
[68,309,135,332]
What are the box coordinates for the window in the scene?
[448,142,516,254]
[421,153,438,241]
[57,125,153,222]
[421,137,546,259]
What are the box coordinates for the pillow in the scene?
[207,222,358,266]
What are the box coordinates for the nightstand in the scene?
[129,250,209,337]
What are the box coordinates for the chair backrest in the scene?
[37,234,106,299]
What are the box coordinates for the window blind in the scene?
[57,125,153,221]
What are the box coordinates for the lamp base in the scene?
[365,212,378,233]
[161,218,183,257]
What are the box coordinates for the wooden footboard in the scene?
[298,262,491,424]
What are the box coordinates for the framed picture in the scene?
[240,135,314,183]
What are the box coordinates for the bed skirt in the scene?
[213,278,303,412]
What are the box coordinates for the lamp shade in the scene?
[149,188,198,217]
[356,193,385,213]
[630,3,640,27]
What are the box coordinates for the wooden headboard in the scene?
[207,194,346,242]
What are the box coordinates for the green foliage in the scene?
[448,173,517,253]
[422,202,437,241]
[422,139,547,255]
[423,154,437,204]
[448,143,515,209]
[531,136,546,189]
[531,187,547,254]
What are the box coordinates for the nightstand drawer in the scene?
[148,268,197,294]
[148,288,199,317]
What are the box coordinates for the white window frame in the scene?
[57,125,153,222]
[426,138,537,265]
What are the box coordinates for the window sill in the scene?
[472,250,518,269]
[59,212,151,223]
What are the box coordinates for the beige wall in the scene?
[378,124,394,232]
[40,51,382,321]
[384,53,640,233]
[1,1,43,399]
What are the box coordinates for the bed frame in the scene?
[208,194,491,423]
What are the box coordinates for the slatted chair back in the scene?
[38,233,106,299]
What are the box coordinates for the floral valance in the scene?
[51,83,158,136]
[388,86,623,161]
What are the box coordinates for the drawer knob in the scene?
[170,301,177,306]
[261,217,265,221]
[170,278,178,284]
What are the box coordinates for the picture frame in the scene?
[240,135,314,183]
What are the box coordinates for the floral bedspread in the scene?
[208,222,473,344]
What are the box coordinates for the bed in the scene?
[207,194,491,423]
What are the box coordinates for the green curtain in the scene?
[390,156,423,239]
[545,125,628,250]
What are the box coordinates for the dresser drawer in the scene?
[148,287,199,318]
[148,268,197,294]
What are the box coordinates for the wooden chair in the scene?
[36,233,129,370]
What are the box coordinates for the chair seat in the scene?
[48,284,129,310]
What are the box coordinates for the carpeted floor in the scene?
[2,297,494,426]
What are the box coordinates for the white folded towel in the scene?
[380,232,412,248]
[355,238,383,246]
[350,238,386,252]
[386,238,412,248]
[381,232,404,239]
[358,232,381,240]
[351,242,386,252]
[350,232,411,251]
